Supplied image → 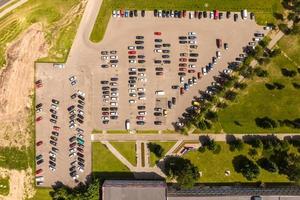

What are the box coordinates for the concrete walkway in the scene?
[165,140,183,156]
[136,141,142,168]
[0,0,27,18]
[92,133,299,142]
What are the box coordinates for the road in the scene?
[0,0,28,19]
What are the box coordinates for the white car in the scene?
[216,51,221,58]
[137,88,145,92]
[202,67,208,75]
[51,104,58,110]
[103,98,109,103]
[110,112,118,116]
[72,174,79,180]
[101,56,109,60]
[112,10,117,17]
[138,96,146,100]
[139,77,147,82]
[77,90,85,97]
[78,166,84,173]
[138,111,147,116]
[49,151,56,157]
[188,32,196,35]
[188,40,197,44]
[129,99,136,104]
[154,49,162,53]
[102,116,109,120]
[110,102,118,106]
[129,60,136,63]
[180,76,184,83]
[128,46,136,50]
[69,148,76,153]
[138,73,145,77]
[69,152,76,157]
[110,55,118,59]
[189,12,194,19]
[129,67,136,72]
[111,97,118,101]
[111,64,117,68]
[188,64,196,68]
[129,93,137,97]
[111,92,119,97]
[129,89,136,93]
[223,69,233,74]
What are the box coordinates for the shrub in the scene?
[292,82,300,89]
[265,83,276,90]
[198,146,206,153]
[273,82,285,90]
[234,82,247,90]
[148,143,163,158]
[255,117,278,129]
[205,110,218,122]
[229,139,244,152]
[281,68,297,77]
[257,158,278,172]
[224,90,237,101]
[254,67,269,77]
[233,155,260,180]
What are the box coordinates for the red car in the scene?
[102,112,109,116]
[179,68,187,71]
[36,169,43,175]
[179,63,187,67]
[179,58,187,62]
[35,80,43,88]
[128,50,136,54]
[188,69,195,73]
[36,116,43,122]
[36,141,43,146]
[197,72,202,79]
[136,116,145,120]
[156,72,163,76]
[53,126,60,131]
[216,39,222,48]
[180,87,184,95]
[154,32,161,35]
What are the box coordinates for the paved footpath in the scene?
[92,133,299,142]
[0,0,28,18]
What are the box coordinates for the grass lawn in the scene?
[29,188,52,200]
[0,177,9,196]
[90,0,283,42]
[92,142,130,172]
[149,141,176,166]
[218,34,300,133]
[0,147,29,170]
[110,142,136,166]
[0,0,81,67]
[106,130,129,134]
[183,142,290,183]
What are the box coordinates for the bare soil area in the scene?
[0,24,48,148]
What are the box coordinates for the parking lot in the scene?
[35,10,266,186]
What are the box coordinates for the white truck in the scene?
[125,119,130,130]
[242,9,248,19]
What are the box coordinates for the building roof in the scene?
[103,180,167,200]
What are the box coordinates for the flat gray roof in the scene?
[103,180,167,200]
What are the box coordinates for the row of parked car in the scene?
[101,77,119,124]
[153,32,171,77]
[101,50,118,68]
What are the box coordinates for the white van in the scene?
[242,9,248,19]
[125,120,130,130]
[36,176,44,182]
[155,90,165,95]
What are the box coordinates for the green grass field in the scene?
[218,34,300,133]
[92,142,130,172]
[29,188,52,200]
[0,177,9,196]
[183,142,290,183]
[110,142,137,166]
[90,0,283,42]
[0,147,29,170]
[0,0,81,67]
[149,142,176,166]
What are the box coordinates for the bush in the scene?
[234,82,247,90]
[265,83,276,90]
[270,48,281,57]
[257,158,278,172]
[198,146,206,153]
[216,102,228,109]
[249,138,263,149]
[255,117,278,129]
[233,155,260,180]
[292,82,300,89]
[224,90,237,101]
[229,139,244,152]
[254,67,269,77]
[281,68,297,77]
[273,82,285,90]
[278,23,291,34]
[205,110,218,122]
[198,120,207,130]
[148,143,163,158]
[248,148,258,157]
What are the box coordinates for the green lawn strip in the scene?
[141,143,145,167]
[110,142,137,166]
[92,129,103,134]
[92,142,130,172]
[0,147,28,170]
[183,142,290,183]
[106,130,129,134]
[218,53,300,133]
[149,141,176,166]
[162,129,178,134]
[0,177,9,196]
[136,130,158,134]
[90,0,283,42]
[29,188,52,200]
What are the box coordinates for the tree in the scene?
[205,110,218,122]
[229,139,244,152]
[203,138,221,154]
[224,90,237,101]
[233,155,260,180]
[254,67,269,77]
[278,23,291,34]
[255,117,278,129]
[52,179,100,200]
[164,156,199,188]
[273,82,285,90]
[148,143,163,158]
[249,138,263,149]
[257,158,278,172]
[234,82,247,90]
[281,68,297,77]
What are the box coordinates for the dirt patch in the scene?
[0,167,34,200]
[0,23,48,148]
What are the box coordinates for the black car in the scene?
[36,103,43,109]
[179,36,187,40]
[154,60,162,64]
[141,10,145,17]
[52,147,59,153]
[78,100,85,105]
[154,121,162,125]
[110,60,118,63]
[162,50,170,53]
[138,60,145,63]
[189,58,197,62]
[77,114,84,120]
[77,152,84,158]
[163,60,171,64]
[129,10,133,17]
[168,100,172,109]
[128,55,136,59]
[179,40,187,44]
[198,11,202,19]
[203,11,207,18]
[110,116,118,120]
[155,44,162,48]
[172,97,176,105]
[101,51,108,55]
[49,161,56,167]
[110,107,118,111]
[134,10,138,17]
[78,161,85,168]
[190,45,198,49]
[101,80,109,84]
[52,99,59,105]
[101,64,109,68]
[135,40,144,44]
[136,46,144,50]
[78,157,85,163]
[77,104,84,110]
[70,93,77,99]
[171,85,179,89]
[77,118,84,124]
[137,106,146,110]
[234,13,238,21]
[137,55,145,59]
[138,68,146,72]
[154,39,162,43]
[111,77,118,81]
[50,109,57,114]
[188,36,197,40]
[102,120,109,124]
[102,91,110,95]
[78,95,85,101]
[178,72,186,76]
[129,72,136,75]
[162,55,170,58]
[111,87,118,91]
[49,156,56,162]
[52,131,59,136]
[226,11,231,18]
[50,140,57,146]
[50,135,58,141]
[36,159,44,165]
[190,53,199,57]
[136,36,144,39]
[154,112,162,116]
[162,43,171,47]
[136,121,145,125]
[68,105,75,112]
